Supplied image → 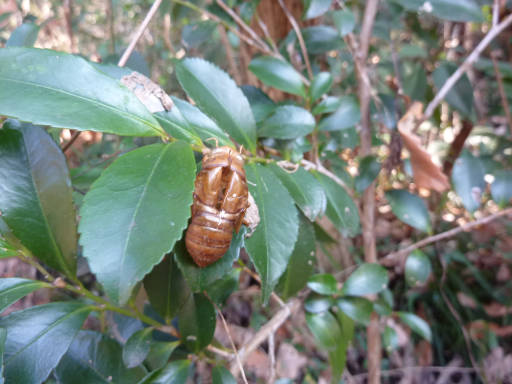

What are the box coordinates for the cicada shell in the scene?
[185,146,249,267]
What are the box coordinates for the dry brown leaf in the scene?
[398,102,450,192]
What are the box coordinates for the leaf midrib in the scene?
[0,77,163,136]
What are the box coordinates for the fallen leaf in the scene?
[398,102,450,192]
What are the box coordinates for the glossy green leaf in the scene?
[386,189,431,232]
[307,274,338,295]
[335,297,373,325]
[212,366,236,384]
[491,170,512,207]
[355,156,381,193]
[245,164,299,303]
[241,85,276,123]
[144,255,190,323]
[0,302,92,384]
[178,293,216,353]
[306,311,342,350]
[390,0,483,22]
[145,341,179,371]
[397,312,432,342]
[6,23,39,47]
[207,269,241,305]
[0,121,77,276]
[175,58,256,152]
[405,250,432,286]
[310,72,333,102]
[171,97,233,147]
[313,171,360,237]
[0,278,49,314]
[319,96,360,131]
[55,331,146,384]
[259,105,315,139]
[382,326,399,352]
[175,227,245,292]
[0,48,164,136]
[332,9,356,36]
[312,96,342,115]
[154,107,202,146]
[138,360,191,384]
[79,142,196,305]
[0,328,5,384]
[302,26,341,54]
[403,63,427,102]
[342,263,388,296]
[452,151,486,212]
[433,62,473,117]
[123,328,154,368]
[249,56,306,97]
[269,164,326,221]
[0,221,19,259]
[303,0,332,19]
[329,310,354,381]
[277,214,316,300]
[305,295,334,313]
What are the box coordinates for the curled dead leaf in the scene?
[120,72,174,113]
[398,102,450,192]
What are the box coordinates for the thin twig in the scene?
[255,13,280,55]
[493,0,500,27]
[268,332,276,383]
[206,345,235,359]
[230,299,301,377]
[491,51,512,136]
[218,25,242,84]
[118,0,163,67]
[381,207,512,267]
[61,130,82,152]
[424,13,512,119]
[277,0,313,80]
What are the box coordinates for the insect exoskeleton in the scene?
[185,146,249,267]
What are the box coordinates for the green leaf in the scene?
[277,214,316,300]
[312,96,342,115]
[0,328,5,384]
[433,62,473,117]
[79,142,196,305]
[212,366,236,384]
[491,170,512,207]
[6,23,39,47]
[306,311,342,350]
[175,228,246,292]
[144,255,190,323]
[207,269,241,306]
[55,331,147,384]
[269,164,326,221]
[182,20,217,49]
[241,85,276,123]
[145,341,179,371]
[178,293,216,353]
[329,311,354,381]
[249,56,306,97]
[342,263,388,296]
[0,48,164,136]
[335,297,373,325]
[319,96,360,131]
[397,312,432,342]
[258,105,315,139]
[405,250,432,286]
[175,58,256,152]
[154,107,203,146]
[0,302,92,384]
[304,295,334,313]
[313,171,360,237]
[171,97,233,147]
[123,328,154,369]
[386,189,431,232]
[332,9,356,36]
[310,72,333,102]
[307,274,338,295]
[138,360,191,384]
[355,156,381,193]
[0,278,49,314]
[452,151,486,212]
[390,0,483,22]
[302,26,342,54]
[245,164,299,303]
[0,121,77,276]
[382,326,399,352]
[403,62,427,102]
[303,0,332,19]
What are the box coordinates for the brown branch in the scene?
[276,0,313,80]
[163,12,176,54]
[61,130,81,152]
[381,207,512,267]
[118,0,163,67]
[424,13,512,119]
[491,51,512,136]
[442,119,473,175]
[218,25,242,84]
